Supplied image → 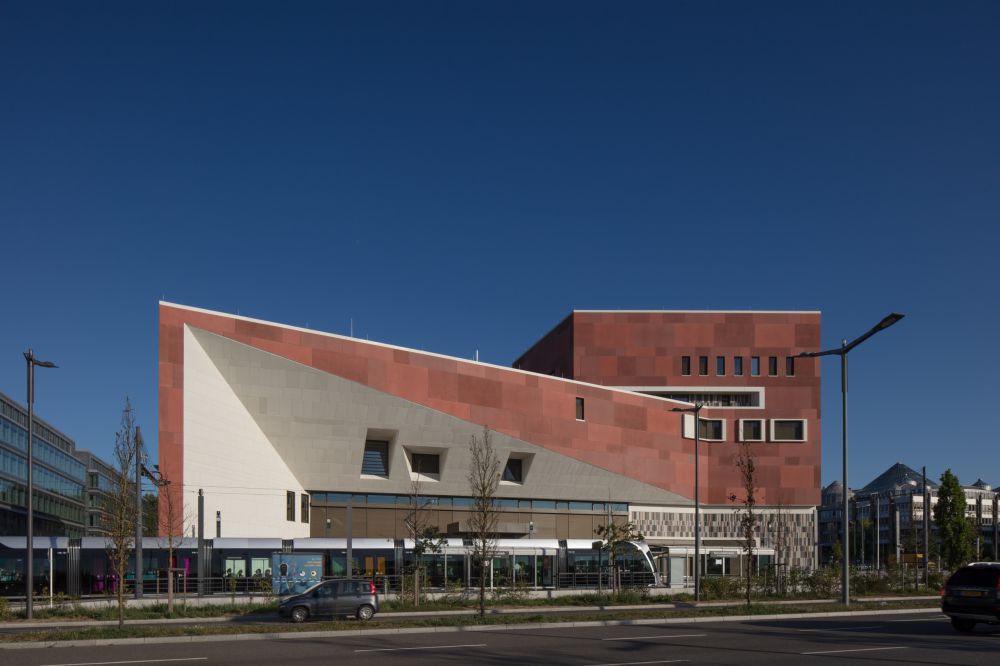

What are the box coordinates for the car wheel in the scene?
[951,618,976,633]
[291,606,309,623]
[357,604,375,621]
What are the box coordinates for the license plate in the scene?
[959,590,982,597]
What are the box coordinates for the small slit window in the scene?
[751,356,760,376]
[786,357,795,376]
[716,356,725,376]
[300,493,310,523]
[733,357,743,376]
[576,397,585,420]
[286,491,295,522]
[768,356,778,376]
[681,356,691,376]
[699,356,709,375]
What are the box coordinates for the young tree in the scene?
[156,475,189,616]
[467,427,500,618]
[933,469,974,571]
[594,521,644,593]
[767,499,791,596]
[403,462,446,607]
[729,441,758,607]
[106,399,140,629]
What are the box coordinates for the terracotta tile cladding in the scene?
[159,304,822,521]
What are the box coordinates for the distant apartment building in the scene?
[71,450,117,536]
[819,462,999,567]
[0,391,88,537]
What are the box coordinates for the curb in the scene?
[0,607,942,650]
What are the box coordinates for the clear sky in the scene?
[1,1,997,490]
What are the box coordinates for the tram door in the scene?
[538,555,553,587]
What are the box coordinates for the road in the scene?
[2,611,998,665]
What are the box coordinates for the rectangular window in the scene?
[733,357,743,376]
[681,356,691,376]
[751,356,760,376]
[699,418,725,441]
[786,357,795,376]
[698,356,708,375]
[716,356,725,376]
[768,356,778,376]
[361,440,389,477]
[771,419,807,442]
[411,453,440,475]
[576,397,585,420]
[739,419,764,441]
[503,458,523,483]
[301,494,310,523]
[286,491,295,522]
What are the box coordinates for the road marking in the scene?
[582,661,689,666]
[888,615,947,622]
[801,646,908,655]
[797,625,882,632]
[602,634,706,641]
[354,643,487,653]
[47,657,208,666]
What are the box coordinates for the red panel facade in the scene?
[159,305,821,531]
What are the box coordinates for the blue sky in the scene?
[1,1,997,490]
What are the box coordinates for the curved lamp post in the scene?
[798,313,904,606]
[23,349,57,620]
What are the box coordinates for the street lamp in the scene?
[672,403,704,601]
[23,349,57,621]
[798,313,904,606]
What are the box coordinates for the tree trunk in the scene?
[117,569,124,629]
[167,568,174,616]
[478,558,486,617]
[413,567,420,608]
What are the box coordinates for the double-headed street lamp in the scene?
[798,313,904,606]
[23,349,57,621]
[672,403,704,601]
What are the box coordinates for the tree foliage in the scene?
[106,399,140,628]
[729,441,758,607]
[593,521,644,593]
[404,462,446,607]
[933,469,974,571]
[467,427,500,618]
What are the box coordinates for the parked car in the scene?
[941,562,1000,632]
[278,579,379,622]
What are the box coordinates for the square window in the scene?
[361,440,390,477]
[739,419,764,441]
[699,418,725,441]
[503,458,523,483]
[786,357,795,376]
[698,356,708,375]
[734,357,743,376]
[716,356,725,376]
[681,356,691,376]
[576,397,585,421]
[750,356,760,376]
[411,453,440,475]
[771,419,807,441]
[768,356,778,376]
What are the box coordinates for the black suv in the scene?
[278,579,379,622]
[941,562,1000,632]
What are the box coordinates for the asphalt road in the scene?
[3,611,998,665]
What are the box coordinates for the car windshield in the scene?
[948,567,1000,587]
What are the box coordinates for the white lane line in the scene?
[602,634,706,641]
[582,661,689,666]
[797,625,883,632]
[46,657,208,666]
[354,643,487,653]
[801,646,908,655]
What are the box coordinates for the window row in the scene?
[681,416,807,442]
[681,355,796,377]
[363,439,528,484]
[1,417,88,481]
[309,491,629,513]
[0,447,85,500]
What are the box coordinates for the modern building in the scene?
[159,303,823,581]
[0,391,89,538]
[818,462,1000,567]
[71,450,117,536]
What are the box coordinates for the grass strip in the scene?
[0,600,937,644]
